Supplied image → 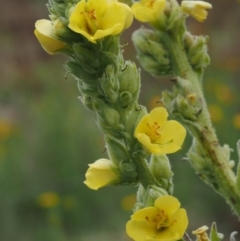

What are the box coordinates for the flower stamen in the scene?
[81,9,99,34]
[147,121,161,141]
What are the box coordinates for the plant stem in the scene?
[161,32,240,216]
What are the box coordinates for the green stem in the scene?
[162,32,240,216]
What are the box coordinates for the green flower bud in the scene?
[184,33,210,71]
[135,184,168,210]
[98,65,119,103]
[119,91,133,108]
[93,99,124,137]
[167,7,186,37]
[118,61,140,102]
[78,95,94,111]
[105,135,130,164]
[125,105,148,139]
[150,154,174,194]
[132,28,171,77]
[119,162,138,180]
[72,43,101,74]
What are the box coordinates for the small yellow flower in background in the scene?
[84,158,119,190]
[37,192,60,208]
[121,194,136,211]
[63,196,76,210]
[68,0,133,43]
[181,1,212,22]
[0,119,16,141]
[214,84,233,104]
[132,0,166,23]
[34,19,65,54]
[233,114,240,129]
[208,105,223,123]
[134,107,186,154]
[126,195,188,241]
[192,226,209,241]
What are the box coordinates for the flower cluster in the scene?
[34,0,133,53]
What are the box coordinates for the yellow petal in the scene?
[168,208,189,237]
[181,1,212,22]
[153,120,186,153]
[154,196,180,217]
[34,20,65,54]
[132,2,156,22]
[126,219,156,241]
[132,0,166,23]
[148,107,168,126]
[131,207,159,221]
[83,159,119,190]
[87,0,107,17]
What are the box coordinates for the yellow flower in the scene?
[84,159,119,190]
[126,195,188,241]
[208,105,223,123]
[233,114,240,129]
[132,0,166,23]
[34,19,65,54]
[181,1,212,22]
[68,0,133,43]
[37,192,60,208]
[0,119,16,141]
[192,226,209,241]
[134,107,186,154]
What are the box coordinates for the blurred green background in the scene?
[1,0,240,240]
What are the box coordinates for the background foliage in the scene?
[0,0,240,240]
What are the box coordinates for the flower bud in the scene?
[118,61,140,103]
[84,159,120,190]
[132,28,171,77]
[34,19,65,54]
[181,1,212,22]
[150,154,174,193]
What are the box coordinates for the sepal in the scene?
[149,154,174,194]
[210,223,224,241]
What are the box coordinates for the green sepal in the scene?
[210,222,224,241]
[105,135,131,165]
[150,154,174,194]
[118,61,140,103]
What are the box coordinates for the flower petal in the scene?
[34,19,65,54]
[168,208,189,238]
[159,120,186,146]
[84,159,119,190]
[131,207,159,221]
[154,196,180,217]
[126,219,156,241]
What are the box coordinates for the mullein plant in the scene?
[34,0,239,240]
